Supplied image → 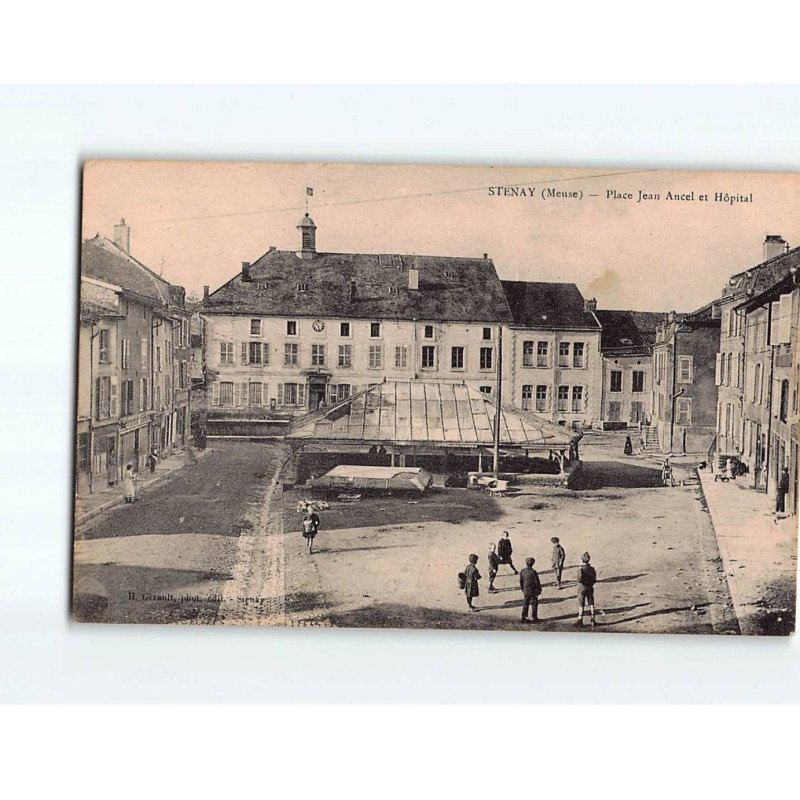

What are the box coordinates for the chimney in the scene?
[297,213,317,260]
[763,234,789,261]
[483,253,488,260]
[584,297,597,313]
[349,280,356,302]
[203,285,209,300]
[114,218,130,254]
[241,261,251,282]
[408,267,419,291]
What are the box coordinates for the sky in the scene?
[81,161,800,311]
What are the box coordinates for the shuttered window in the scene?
[535,385,548,412]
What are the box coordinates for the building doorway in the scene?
[309,382,327,411]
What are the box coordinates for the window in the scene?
[140,378,148,412]
[95,376,111,420]
[121,380,135,416]
[338,344,352,368]
[630,401,644,423]
[479,386,492,395]
[753,362,762,403]
[370,322,381,338]
[608,401,622,422]
[284,342,299,366]
[121,338,130,369]
[340,322,350,337]
[632,370,645,393]
[311,344,326,367]
[558,342,570,367]
[286,320,297,336]
[482,327,492,341]
[281,383,305,406]
[451,346,465,370]
[726,353,733,386]
[369,344,383,369]
[219,381,234,406]
[480,347,493,370]
[780,380,790,422]
[295,282,309,292]
[394,346,408,369]
[557,385,569,412]
[249,382,263,405]
[521,385,532,411]
[572,342,585,368]
[248,341,264,365]
[677,355,693,383]
[571,386,584,412]
[250,319,262,336]
[522,341,534,367]
[220,342,234,364]
[535,384,548,412]
[77,432,90,472]
[537,341,548,368]
[676,397,692,425]
[424,325,435,339]
[156,346,162,372]
[421,345,436,369]
[336,384,351,401]
[98,329,110,363]
[610,370,623,393]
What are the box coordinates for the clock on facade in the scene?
[312,319,325,332]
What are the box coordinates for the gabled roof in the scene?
[501,281,601,330]
[203,249,513,323]
[595,310,666,352]
[722,245,800,301]
[81,236,185,309]
[286,381,580,451]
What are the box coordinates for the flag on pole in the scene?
[306,187,314,196]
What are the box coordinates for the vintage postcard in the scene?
[73,161,798,635]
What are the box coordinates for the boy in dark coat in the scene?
[575,552,597,627]
[463,554,481,611]
[497,531,518,574]
[551,536,566,589]
[519,557,542,623]
[487,543,501,592]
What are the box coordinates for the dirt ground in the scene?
[280,432,740,634]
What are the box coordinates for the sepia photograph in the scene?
[72,160,799,635]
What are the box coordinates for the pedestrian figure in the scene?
[575,552,597,627]
[487,543,500,592]
[497,531,518,574]
[661,457,674,487]
[551,536,566,589]
[623,435,633,456]
[122,464,137,504]
[301,511,318,554]
[147,445,159,474]
[776,467,790,516]
[463,554,481,611]
[519,557,542,624]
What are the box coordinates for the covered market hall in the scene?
[285,380,582,485]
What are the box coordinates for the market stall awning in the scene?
[286,381,580,451]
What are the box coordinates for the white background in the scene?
[1,85,799,705]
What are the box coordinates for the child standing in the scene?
[551,536,566,589]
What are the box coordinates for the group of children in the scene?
[461,532,598,627]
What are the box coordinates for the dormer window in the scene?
[296,282,309,292]
[388,286,399,295]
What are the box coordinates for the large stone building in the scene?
[724,244,800,511]
[200,215,513,429]
[499,282,602,428]
[594,310,665,428]
[651,304,721,454]
[77,222,190,495]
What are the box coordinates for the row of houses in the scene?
[196,214,668,436]
[76,221,191,495]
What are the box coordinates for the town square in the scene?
[72,162,798,636]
